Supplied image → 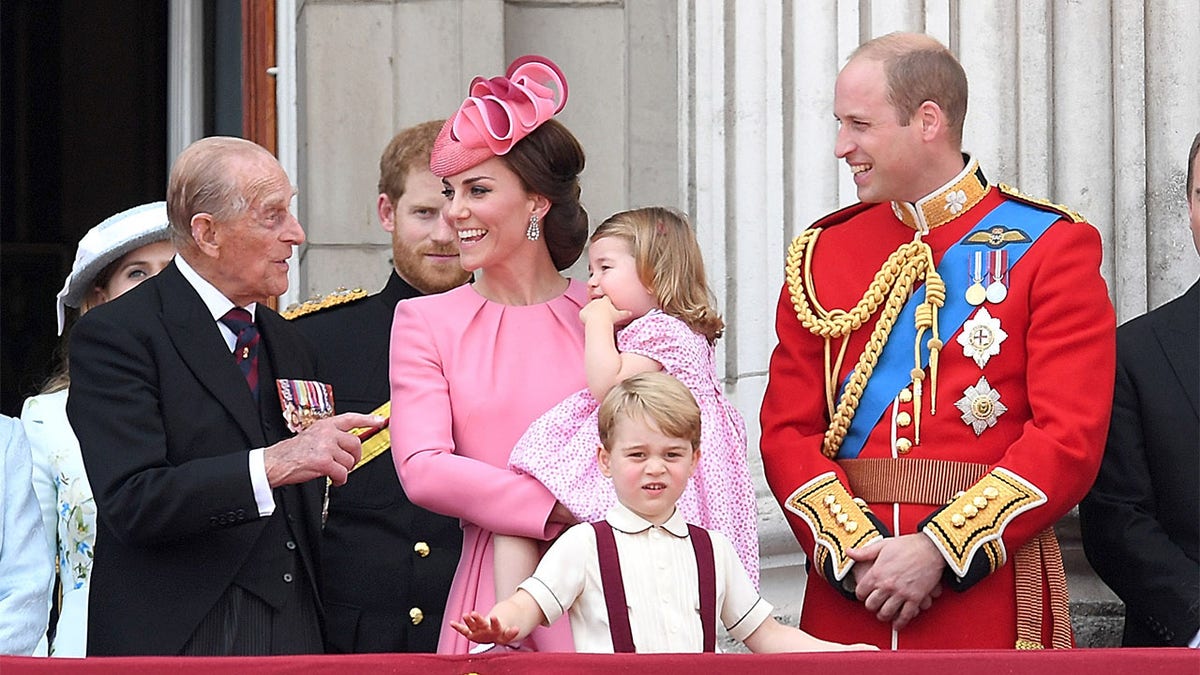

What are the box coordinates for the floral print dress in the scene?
[21,388,95,657]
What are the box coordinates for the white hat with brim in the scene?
[56,201,172,335]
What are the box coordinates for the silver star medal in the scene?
[956,307,1008,368]
[955,376,1008,436]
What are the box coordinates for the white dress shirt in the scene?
[519,503,771,653]
[175,255,274,516]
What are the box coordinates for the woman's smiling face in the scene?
[440,156,540,273]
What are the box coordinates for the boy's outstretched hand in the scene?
[451,611,521,645]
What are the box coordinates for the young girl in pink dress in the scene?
[495,206,759,601]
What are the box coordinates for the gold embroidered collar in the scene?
[891,154,990,234]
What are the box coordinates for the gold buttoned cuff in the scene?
[785,472,883,580]
[922,467,1046,577]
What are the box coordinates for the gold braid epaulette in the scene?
[785,228,945,459]
[996,183,1085,223]
[281,287,369,320]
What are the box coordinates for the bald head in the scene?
[848,32,968,146]
[167,136,280,250]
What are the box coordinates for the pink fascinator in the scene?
[430,55,568,177]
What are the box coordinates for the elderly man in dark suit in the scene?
[1080,132,1200,647]
[289,120,468,653]
[68,136,380,656]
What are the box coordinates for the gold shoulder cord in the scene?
[281,287,369,320]
[786,228,945,459]
[996,183,1085,223]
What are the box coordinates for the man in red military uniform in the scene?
[760,32,1115,650]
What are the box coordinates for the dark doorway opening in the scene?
[1,0,170,416]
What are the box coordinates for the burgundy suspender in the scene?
[688,524,717,653]
[591,521,718,653]
[591,522,636,653]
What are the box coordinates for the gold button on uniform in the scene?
[982,486,1000,499]
[409,607,424,625]
[898,388,913,403]
[414,541,430,558]
[896,412,912,427]
[895,438,913,454]
[973,496,989,509]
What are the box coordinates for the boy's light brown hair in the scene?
[598,372,702,451]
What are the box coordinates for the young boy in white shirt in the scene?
[452,372,875,653]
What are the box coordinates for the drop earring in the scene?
[526,214,541,241]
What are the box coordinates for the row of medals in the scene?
[965,248,1008,306]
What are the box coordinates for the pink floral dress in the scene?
[510,310,760,586]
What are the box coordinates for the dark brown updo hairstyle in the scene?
[500,119,589,271]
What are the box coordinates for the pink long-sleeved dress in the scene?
[390,281,587,654]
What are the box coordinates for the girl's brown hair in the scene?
[591,206,724,343]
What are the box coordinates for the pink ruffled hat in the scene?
[430,55,568,177]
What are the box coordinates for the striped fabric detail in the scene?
[838,458,989,505]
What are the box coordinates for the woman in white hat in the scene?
[19,202,174,657]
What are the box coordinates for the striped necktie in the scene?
[220,307,260,399]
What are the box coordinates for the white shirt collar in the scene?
[175,254,257,321]
[605,502,691,538]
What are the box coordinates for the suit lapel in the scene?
[1151,281,1200,417]
[157,263,266,445]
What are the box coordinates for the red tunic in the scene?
[760,173,1115,649]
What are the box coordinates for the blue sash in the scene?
[837,199,1061,459]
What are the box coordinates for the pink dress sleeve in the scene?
[616,311,704,378]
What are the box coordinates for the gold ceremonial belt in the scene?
[349,401,391,472]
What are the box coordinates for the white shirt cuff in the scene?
[248,448,275,517]
[1188,628,1199,648]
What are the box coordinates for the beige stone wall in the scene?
[292,0,681,298]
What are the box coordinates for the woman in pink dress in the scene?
[389,55,588,654]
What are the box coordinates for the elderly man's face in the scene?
[216,155,304,306]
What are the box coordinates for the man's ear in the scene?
[597,445,613,478]
[378,193,396,233]
[915,100,946,142]
[191,213,220,258]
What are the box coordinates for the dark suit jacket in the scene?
[1080,279,1199,646]
[291,271,460,653]
[67,261,325,656]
